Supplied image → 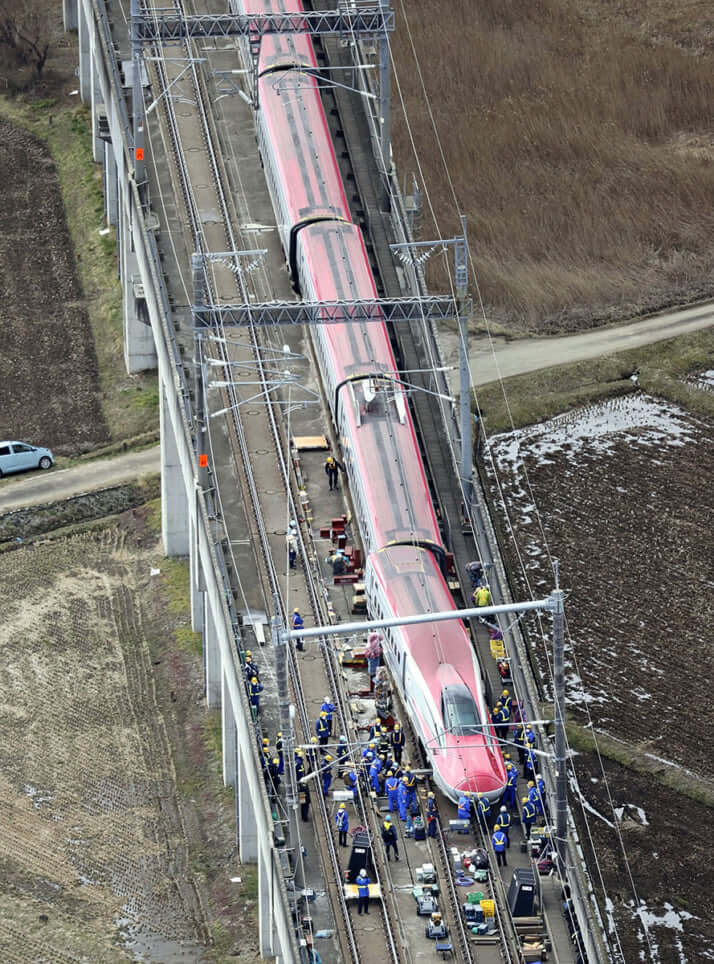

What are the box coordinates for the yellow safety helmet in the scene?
[339,802,345,809]
[522,797,529,804]
[325,755,332,762]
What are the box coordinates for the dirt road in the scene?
[450,300,714,386]
[0,303,710,517]
[0,447,160,514]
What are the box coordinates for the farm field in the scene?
[0,14,157,456]
[484,390,714,960]
[0,510,256,962]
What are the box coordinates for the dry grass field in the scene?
[391,0,714,332]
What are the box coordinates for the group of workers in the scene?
[250,554,550,917]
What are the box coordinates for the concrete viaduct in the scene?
[63,0,298,958]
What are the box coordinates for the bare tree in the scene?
[0,0,51,85]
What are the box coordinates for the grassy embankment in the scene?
[0,95,158,442]
[392,0,714,333]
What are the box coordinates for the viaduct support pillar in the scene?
[258,845,275,958]
[63,0,78,32]
[238,739,259,862]
[90,61,104,163]
[222,671,237,787]
[104,141,118,226]
[203,599,222,708]
[160,383,190,557]
[119,184,154,372]
[190,494,205,633]
[77,0,90,103]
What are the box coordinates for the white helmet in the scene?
[359,869,367,877]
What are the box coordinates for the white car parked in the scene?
[0,441,54,477]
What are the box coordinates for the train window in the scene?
[441,684,481,736]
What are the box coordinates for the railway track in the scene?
[144,2,408,959]
[141,2,533,960]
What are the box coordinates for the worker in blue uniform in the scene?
[295,750,305,782]
[292,609,305,651]
[497,700,510,735]
[426,791,438,837]
[244,650,259,682]
[502,762,518,811]
[521,796,536,838]
[336,734,349,774]
[381,817,399,861]
[527,780,539,813]
[397,776,409,821]
[267,757,280,794]
[513,723,526,765]
[457,791,471,822]
[361,742,376,764]
[249,676,263,716]
[321,697,336,736]
[403,768,417,809]
[321,755,333,797]
[500,689,513,715]
[369,756,383,794]
[390,722,405,764]
[335,802,349,846]
[273,732,283,775]
[368,718,382,741]
[385,771,399,812]
[524,725,537,751]
[495,806,512,846]
[535,773,548,820]
[315,711,330,749]
[477,792,491,832]
[492,826,508,867]
[523,747,537,781]
[356,869,371,915]
[307,736,320,772]
[344,767,358,794]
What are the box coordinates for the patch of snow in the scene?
[488,394,701,471]
[614,803,650,826]
[690,369,714,391]
[569,774,615,828]
[629,900,697,964]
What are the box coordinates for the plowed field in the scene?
[0,511,257,962]
[485,391,714,961]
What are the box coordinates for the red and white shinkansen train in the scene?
[234,0,506,801]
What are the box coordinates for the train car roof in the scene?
[298,223,442,548]
[257,63,351,226]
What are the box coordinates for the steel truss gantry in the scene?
[130,8,395,42]
[130,2,395,176]
[192,295,463,328]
